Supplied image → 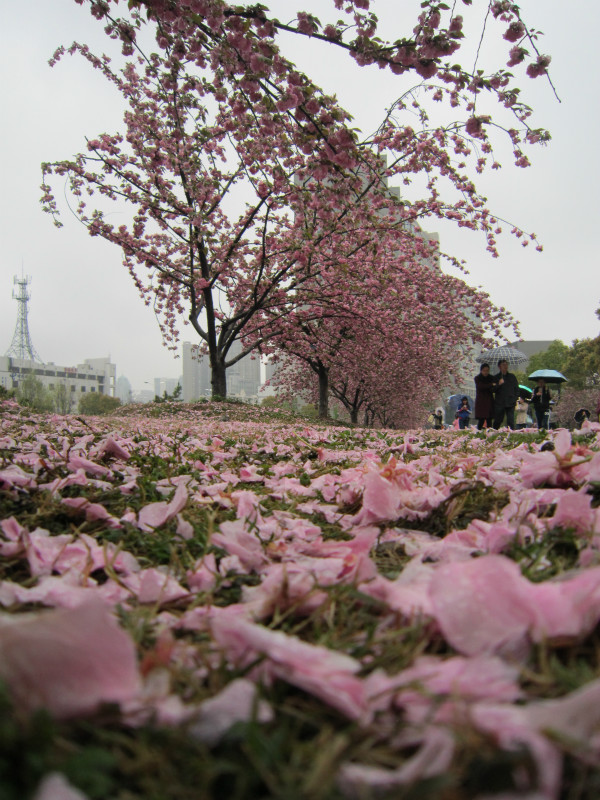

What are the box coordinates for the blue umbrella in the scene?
[528,369,568,384]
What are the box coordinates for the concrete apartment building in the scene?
[0,355,116,408]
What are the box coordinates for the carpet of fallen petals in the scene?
[3,398,600,800]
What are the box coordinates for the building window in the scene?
[71,386,76,392]
[91,387,96,392]
[81,386,86,392]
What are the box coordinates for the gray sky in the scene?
[1,0,598,391]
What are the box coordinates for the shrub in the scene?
[79,393,122,415]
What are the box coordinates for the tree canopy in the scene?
[42,0,553,403]
[525,339,570,376]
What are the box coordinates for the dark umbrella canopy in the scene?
[447,393,474,408]
[518,384,533,400]
[476,345,528,369]
[444,394,474,424]
[574,408,591,424]
[528,369,568,384]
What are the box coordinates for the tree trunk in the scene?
[350,408,359,424]
[317,362,329,419]
[211,358,227,399]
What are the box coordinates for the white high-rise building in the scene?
[182,340,261,401]
[182,342,211,401]
[116,375,133,404]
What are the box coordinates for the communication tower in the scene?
[5,276,42,362]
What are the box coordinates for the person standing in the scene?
[474,363,495,430]
[493,359,519,429]
[515,396,529,429]
[531,378,552,429]
[455,396,472,429]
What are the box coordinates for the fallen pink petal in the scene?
[1,390,599,796]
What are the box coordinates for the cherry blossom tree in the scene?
[41,0,552,398]
[264,239,515,423]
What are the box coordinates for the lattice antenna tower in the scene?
[5,275,43,362]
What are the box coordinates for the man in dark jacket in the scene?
[493,359,519,429]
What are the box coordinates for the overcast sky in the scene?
[1,0,598,391]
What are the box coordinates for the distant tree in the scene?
[299,403,319,419]
[518,336,600,393]
[260,396,293,411]
[525,340,570,377]
[79,393,122,415]
[154,384,183,403]
[52,382,73,415]
[563,338,600,389]
[17,374,53,412]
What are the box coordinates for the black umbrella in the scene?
[574,408,591,425]
[518,384,533,400]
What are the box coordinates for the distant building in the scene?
[132,389,155,404]
[260,358,279,399]
[182,340,261,401]
[0,355,116,410]
[2,275,118,409]
[116,375,133,405]
[154,377,181,399]
[227,340,261,399]
[182,342,211,402]
[510,340,554,369]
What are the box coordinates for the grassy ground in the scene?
[2,400,600,799]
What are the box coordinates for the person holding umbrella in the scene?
[574,408,591,427]
[527,371,568,429]
[455,396,472,429]
[493,359,519,429]
[531,378,552,429]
